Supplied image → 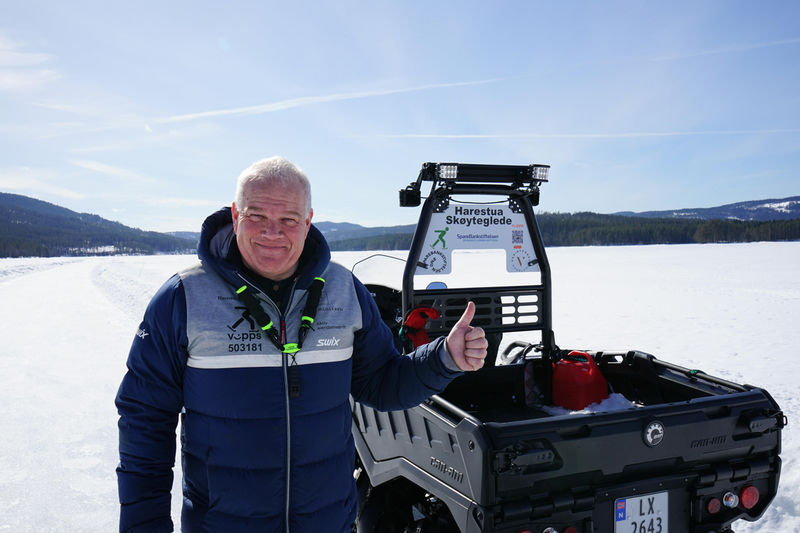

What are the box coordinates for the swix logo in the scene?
[135,327,149,340]
[316,336,341,347]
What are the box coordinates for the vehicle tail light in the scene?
[706,497,722,514]
[564,527,579,533]
[740,485,760,509]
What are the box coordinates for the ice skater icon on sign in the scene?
[616,500,626,521]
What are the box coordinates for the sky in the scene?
[1,1,799,232]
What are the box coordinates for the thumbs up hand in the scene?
[445,301,489,371]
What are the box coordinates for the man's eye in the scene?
[246,214,264,223]
[282,218,299,226]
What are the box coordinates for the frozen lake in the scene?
[0,241,798,531]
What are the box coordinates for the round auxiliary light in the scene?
[541,528,558,533]
[707,497,722,515]
[564,527,579,533]
[740,485,760,510]
[722,491,740,508]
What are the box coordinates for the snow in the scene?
[752,200,800,213]
[540,393,638,416]
[1,242,798,532]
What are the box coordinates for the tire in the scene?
[355,476,458,533]
[355,477,415,533]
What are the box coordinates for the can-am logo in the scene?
[644,421,665,447]
[316,336,341,347]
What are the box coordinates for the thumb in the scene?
[454,301,476,328]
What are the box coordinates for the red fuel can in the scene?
[552,351,609,410]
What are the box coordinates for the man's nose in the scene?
[260,218,281,236]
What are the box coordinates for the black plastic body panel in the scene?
[355,163,785,532]
[353,372,782,532]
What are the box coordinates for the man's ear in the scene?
[231,202,239,234]
[306,208,314,227]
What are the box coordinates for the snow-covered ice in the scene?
[1,242,798,532]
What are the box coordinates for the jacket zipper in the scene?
[236,273,298,533]
[281,280,298,533]
[281,316,291,533]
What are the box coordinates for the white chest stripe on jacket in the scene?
[187,347,353,369]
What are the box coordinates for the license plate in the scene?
[614,491,668,533]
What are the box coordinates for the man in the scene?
[116,156,488,533]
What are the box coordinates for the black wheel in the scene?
[355,474,458,533]
[355,476,415,533]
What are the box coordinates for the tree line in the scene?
[328,213,800,251]
[1,209,195,258]
[4,188,799,257]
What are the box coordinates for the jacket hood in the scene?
[197,207,331,290]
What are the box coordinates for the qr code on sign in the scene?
[512,230,523,244]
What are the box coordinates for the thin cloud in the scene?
[68,121,223,153]
[651,37,800,62]
[0,168,86,200]
[367,129,800,139]
[156,77,516,124]
[148,196,218,208]
[31,101,148,139]
[0,69,60,91]
[0,34,53,67]
[69,139,150,154]
[0,34,60,91]
[65,164,216,209]
[70,160,158,184]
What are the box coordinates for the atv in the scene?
[351,163,785,533]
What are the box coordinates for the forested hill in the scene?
[3,192,800,257]
[0,192,195,257]
[615,196,800,221]
[538,212,800,247]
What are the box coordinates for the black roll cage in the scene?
[398,162,557,362]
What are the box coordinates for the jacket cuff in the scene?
[437,338,464,374]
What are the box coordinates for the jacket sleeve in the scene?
[115,274,188,533]
[350,275,462,411]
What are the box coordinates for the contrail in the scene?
[651,36,800,62]
[155,77,516,124]
[367,129,800,139]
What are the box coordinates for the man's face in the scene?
[232,181,312,281]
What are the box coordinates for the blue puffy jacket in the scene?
[116,208,461,532]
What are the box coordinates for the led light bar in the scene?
[401,162,551,207]
[438,164,458,181]
[424,162,551,185]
